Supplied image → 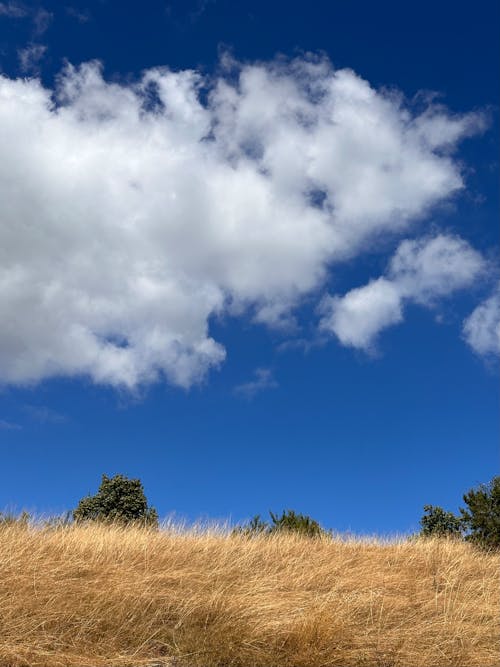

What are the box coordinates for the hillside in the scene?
[1,522,498,667]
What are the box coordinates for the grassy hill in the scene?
[1,521,498,667]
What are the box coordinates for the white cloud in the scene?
[17,43,47,73]
[463,284,500,357]
[388,234,486,303]
[234,368,278,399]
[320,278,403,350]
[66,7,91,23]
[0,2,27,18]
[0,57,488,388]
[32,7,52,35]
[0,419,21,430]
[412,106,489,150]
[320,235,486,350]
[0,3,52,33]
[23,404,67,424]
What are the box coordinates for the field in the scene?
[1,521,498,667]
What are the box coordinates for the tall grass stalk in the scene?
[1,521,498,666]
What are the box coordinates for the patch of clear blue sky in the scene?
[0,0,498,533]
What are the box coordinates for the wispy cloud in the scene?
[0,1,27,18]
[277,336,325,355]
[234,368,278,399]
[23,405,67,424]
[32,7,52,35]
[17,42,47,73]
[66,6,91,23]
[165,0,215,26]
[188,0,216,22]
[1,2,51,74]
[0,419,21,430]
[0,2,52,32]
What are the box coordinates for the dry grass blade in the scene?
[0,522,498,667]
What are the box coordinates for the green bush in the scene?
[419,505,463,537]
[460,476,500,550]
[73,474,158,527]
[235,509,327,538]
[232,514,269,537]
[268,509,325,537]
[419,477,500,550]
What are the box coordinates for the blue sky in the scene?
[0,0,498,534]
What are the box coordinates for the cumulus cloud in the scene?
[463,284,500,357]
[387,234,486,303]
[0,56,488,388]
[320,234,486,350]
[320,278,403,350]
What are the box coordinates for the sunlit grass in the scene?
[1,521,498,666]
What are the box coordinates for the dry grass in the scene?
[0,521,498,667]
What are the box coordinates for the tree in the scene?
[419,505,463,538]
[460,476,500,550]
[73,474,158,527]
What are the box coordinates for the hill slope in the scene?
[1,522,498,666]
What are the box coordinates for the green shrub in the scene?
[232,514,269,537]
[460,476,500,550]
[235,509,327,538]
[419,505,463,537]
[268,509,325,537]
[73,474,158,527]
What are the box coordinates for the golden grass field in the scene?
[1,521,498,667]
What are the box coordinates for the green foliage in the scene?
[460,476,500,550]
[232,514,269,537]
[419,505,463,537]
[268,509,325,537]
[235,509,327,538]
[73,474,158,527]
